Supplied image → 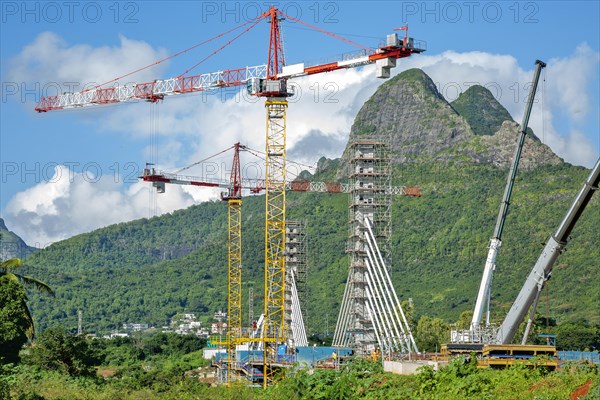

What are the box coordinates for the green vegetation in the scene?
[16,159,598,351]
[0,277,30,364]
[0,258,54,363]
[102,333,207,367]
[411,357,598,400]
[390,161,599,328]
[24,326,102,377]
[388,68,431,87]
[3,340,598,400]
[3,331,224,400]
[415,315,450,353]
[450,85,513,135]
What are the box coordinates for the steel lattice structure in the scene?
[35,66,268,112]
[333,139,418,355]
[34,4,425,386]
[262,98,288,386]
[285,220,308,325]
[226,198,243,382]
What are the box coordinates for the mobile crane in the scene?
[471,60,546,335]
[444,157,600,368]
[497,157,600,345]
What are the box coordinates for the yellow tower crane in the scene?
[141,144,245,383]
[36,6,425,386]
[221,143,244,383]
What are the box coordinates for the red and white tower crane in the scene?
[36,6,425,385]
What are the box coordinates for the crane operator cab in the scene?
[247,78,292,97]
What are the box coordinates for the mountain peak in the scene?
[0,218,36,261]
[347,68,472,164]
[451,85,513,136]
[342,68,561,170]
[393,68,437,87]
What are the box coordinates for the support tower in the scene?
[285,220,308,346]
[333,139,391,353]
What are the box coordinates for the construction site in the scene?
[32,6,600,389]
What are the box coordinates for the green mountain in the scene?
[22,69,599,337]
[450,85,514,136]
[342,68,560,172]
[0,218,36,261]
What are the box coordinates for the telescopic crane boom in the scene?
[496,157,600,344]
[471,60,546,331]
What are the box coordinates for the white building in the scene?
[213,310,227,322]
[122,323,149,331]
[211,322,227,334]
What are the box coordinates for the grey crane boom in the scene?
[471,60,547,330]
[496,157,600,344]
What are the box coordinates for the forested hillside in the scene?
[22,69,599,337]
[22,160,599,335]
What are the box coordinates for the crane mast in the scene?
[497,157,600,344]
[471,60,546,331]
[221,143,243,383]
[36,7,424,385]
[259,10,290,386]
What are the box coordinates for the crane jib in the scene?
[35,33,425,112]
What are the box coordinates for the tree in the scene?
[456,310,473,330]
[554,322,599,351]
[415,316,450,352]
[25,326,102,377]
[401,299,417,330]
[0,258,54,363]
[0,277,30,363]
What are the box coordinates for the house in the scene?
[211,322,227,335]
[122,323,149,331]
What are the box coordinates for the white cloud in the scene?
[3,165,200,246]
[5,34,598,245]
[7,31,169,96]
[545,44,599,123]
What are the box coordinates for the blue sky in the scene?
[1,1,599,245]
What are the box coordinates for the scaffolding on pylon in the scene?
[286,220,308,321]
[285,220,308,347]
[333,138,391,354]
